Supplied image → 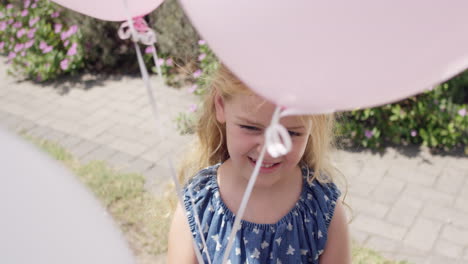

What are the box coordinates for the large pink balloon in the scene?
[179,1,468,114]
[50,0,164,21]
[0,129,135,264]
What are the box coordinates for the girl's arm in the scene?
[319,199,352,264]
[167,203,198,264]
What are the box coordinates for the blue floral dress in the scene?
[183,163,341,264]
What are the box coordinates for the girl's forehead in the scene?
[229,94,307,128]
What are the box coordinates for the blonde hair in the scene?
[179,64,340,185]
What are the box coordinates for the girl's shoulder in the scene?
[184,163,221,194]
[300,166,342,229]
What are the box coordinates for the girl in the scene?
[168,65,350,264]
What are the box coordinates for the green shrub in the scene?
[149,0,200,63]
[1,0,200,81]
[338,82,467,152]
[0,0,84,81]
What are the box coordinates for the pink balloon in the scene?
[0,129,135,263]
[179,1,468,114]
[50,0,164,21]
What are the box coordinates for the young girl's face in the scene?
[215,92,311,187]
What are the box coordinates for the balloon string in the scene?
[121,1,210,263]
[151,46,163,78]
[221,106,292,263]
[221,143,267,264]
[169,160,209,264]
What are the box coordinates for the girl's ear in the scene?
[214,92,226,123]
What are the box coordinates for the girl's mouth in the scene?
[248,157,281,171]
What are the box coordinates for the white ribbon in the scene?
[118,19,157,46]
[265,107,292,158]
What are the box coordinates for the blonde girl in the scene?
[168,64,350,264]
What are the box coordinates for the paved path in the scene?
[1,60,467,264]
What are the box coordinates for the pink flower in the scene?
[7,19,14,25]
[42,45,53,54]
[165,58,173,66]
[68,25,78,35]
[24,0,31,8]
[25,40,34,49]
[8,52,16,60]
[364,130,373,139]
[187,84,198,93]
[64,40,70,47]
[198,39,206,45]
[144,46,154,54]
[60,59,69,70]
[459,108,467,117]
[39,41,47,50]
[21,10,29,17]
[54,23,62,33]
[188,104,197,112]
[31,3,37,8]
[156,58,164,66]
[21,51,26,56]
[14,43,24,52]
[36,74,42,82]
[51,11,60,18]
[193,69,202,78]
[0,22,6,31]
[60,31,69,40]
[6,4,13,9]
[198,53,206,61]
[0,42,4,50]
[60,26,78,41]
[411,130,417,137]
[16,28,27,38]
[29,17,39,27]
[27,28,36,38]
[13,22,22,28]
[67,43,77,56]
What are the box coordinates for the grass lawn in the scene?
[26,136,410,264]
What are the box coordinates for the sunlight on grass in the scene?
[352,245,410,264]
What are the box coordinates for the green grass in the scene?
[24,135,410,263]
[352,246,410,264]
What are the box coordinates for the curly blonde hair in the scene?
[179,64,339,185]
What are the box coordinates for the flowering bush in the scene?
[175,39,219,134]
[337,83,468,152]
[0,0,84,81]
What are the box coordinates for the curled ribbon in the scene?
[118,16,156,45]
[265,107,292,158]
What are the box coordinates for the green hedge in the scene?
[337,83,467,152]
[0,0,199,81]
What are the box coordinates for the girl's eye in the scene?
[240,125,261,132]
[240,125,301,137]
[288,131,301,137]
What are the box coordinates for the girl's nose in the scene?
[256,135,275,160]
